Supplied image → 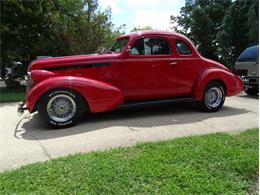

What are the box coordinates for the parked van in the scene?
[234,45,259,95]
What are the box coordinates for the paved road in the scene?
[0,93,258,172]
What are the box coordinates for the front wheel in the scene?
[37,89,87,128]
[199,82,226,112]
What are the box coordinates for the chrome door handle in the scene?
[151,63,159,67]
[170,61,177,65]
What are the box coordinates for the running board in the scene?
[116,97,196,110]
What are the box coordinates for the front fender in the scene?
[193,68,243,101]
[26,76,124,113]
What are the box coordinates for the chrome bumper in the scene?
[17,101,27,114]
[241,76,259,90]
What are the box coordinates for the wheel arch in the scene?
[208,79,227,93]
[193,68,231,101]
[35,87,89,113]
[26,76,124,113]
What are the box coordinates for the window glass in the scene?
[176,40,192,55]
[131,37,172,55]
[131,38,144,55]
[110,38,129,53]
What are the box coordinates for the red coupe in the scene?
[18,31,243,127]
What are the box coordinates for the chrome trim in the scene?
[205,87,223,108]
[124,57,200,62]
[170,61,178,65]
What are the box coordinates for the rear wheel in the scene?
[245,88,258,96]
[199,81,226,112]
[37,89,87,128]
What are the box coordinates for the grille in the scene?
[249,78,257,82]
[26,72,34,95]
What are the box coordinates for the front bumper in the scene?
[17,101,27,114]
[241,76,259,90]
[17,73,31,114]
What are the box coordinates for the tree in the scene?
[131,26,152,32]
[216,0,259,66]
[1,0,55,66]
[171,0,232,62]
[0,0,121,68]
[171,0,259,67]
[247,0,259,44]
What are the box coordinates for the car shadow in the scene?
[18,102,249,140]
[237,93,259,99]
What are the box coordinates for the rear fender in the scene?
[27,76,123,113]
[193,68,241,101]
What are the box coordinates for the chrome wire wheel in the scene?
[47,94,76,123]
[205,87,223,108]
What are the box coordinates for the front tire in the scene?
[37,89,87,128]
[199,81,226,112]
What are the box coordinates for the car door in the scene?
[170,38,202,96]
[122,35,179,101]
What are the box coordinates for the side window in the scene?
[131,37,172,55]
[131,38,144,55]
[176,40,192,55]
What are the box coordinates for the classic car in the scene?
[18,31,243,127]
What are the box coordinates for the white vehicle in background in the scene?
[234,45,259,95]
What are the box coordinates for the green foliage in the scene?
[171,0,259,67]
[0,87,25,102]
[130,26,152,32]
[216,0,259,67]
[247,0,259,43]
[0,128,258,194]
[0,0,122,67]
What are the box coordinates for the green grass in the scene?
[0,87,25,102]
[0,129,258,194]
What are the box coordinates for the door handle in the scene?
[151,63,159,67]
[170,61,177,65]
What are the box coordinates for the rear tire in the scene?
[245,88,258,96]
[37,89,87,128]
[199,81,226,112]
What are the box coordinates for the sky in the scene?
[98,0,185,32]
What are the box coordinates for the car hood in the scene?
[29,53,120,71]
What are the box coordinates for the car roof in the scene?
[117,30,186,39]
[237,45,259,62]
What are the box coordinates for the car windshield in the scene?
[110,37,129,53]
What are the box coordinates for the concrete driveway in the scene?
[0,93,258,172]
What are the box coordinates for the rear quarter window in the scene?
[176,40,192,55]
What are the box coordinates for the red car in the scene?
[18,31,243,127]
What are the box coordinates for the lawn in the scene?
[0,87,25,103]
[0,128,258,194]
